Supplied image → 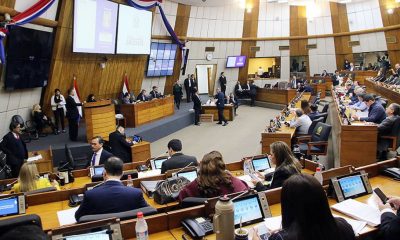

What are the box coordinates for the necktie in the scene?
[91,153,96,166]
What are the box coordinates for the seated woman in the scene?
[252,141,301,191]
[178,151,248,201]
[229,92,239,116]
[12,162,60,193]
[32,104,55,134]
[253,174,355,240]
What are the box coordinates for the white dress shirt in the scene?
[92,148,103,166]
[290,115,312,135]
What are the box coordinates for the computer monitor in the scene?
[150,157,168,170]
[0,193,26,217]
[251,156,271,172]
[177,170,198,182]
[59,144,75,171]
[232,193,271,228]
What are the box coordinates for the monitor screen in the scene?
[147,42,177,77]
[0,196,19,217]
[116,4,152,54]
[153,158,167,170]
[226,56,246,68]
[233,195,264,226]
[251,157,271,172]
[177,170,198,182]
[94,166,105,176]
[65,229,111,240]
[338,175,367,199]
[73,0,118,54]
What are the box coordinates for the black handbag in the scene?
[153,176,190,204]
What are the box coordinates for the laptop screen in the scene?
[233,195,264,227]
[251,157,271,172]
[65,230,111,240]
[338,174,367,199]
[177,170,198,182]
[153,158,167,170]
[0,195,19,217]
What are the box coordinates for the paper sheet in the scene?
[138,169,161,179]
[331,199,381,226]
[263,216,282,232]
[237,175,255,188]
[333,214,367,235]
[57,207,79,226]
[27,154,43,162]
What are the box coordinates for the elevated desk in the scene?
[131,141,151,162]
[201,105,235,121]
[256,88,297,105]
[339,70,377,85]
[364,79,400,105]
[83,100,115,142]
[308,76,333,90]
[120,96,174,128]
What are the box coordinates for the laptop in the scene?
[0,193,25,217]
[251,156,272,172]
[233,193,271,228]
[177,169,198,182]
[150,157,168,170]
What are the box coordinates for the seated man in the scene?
[377,103,400,160]
[384,63,400,85]
[161,139,198,174]
[348,86,365,105]
[136,89,148,102]
[290,109,312,135]
[87,136,113,167]
[109,125,134,163]
[331,70,342,87]
[241,80,251,98]
[345,83,356,102]
[349,93,368,112]
[234,81,244,98]
[149,86,161,99]
[75,157,148,221]
[352,94,386,124]
[308,104,320,120]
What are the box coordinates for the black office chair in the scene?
[295,117,323,144]
[380,117,400,157]
[297,122,332,161]
[314,112,328,123]
[78,206,158,223]
[0,214,44,239]
[321,104,329,113]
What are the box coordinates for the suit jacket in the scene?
[173,84,183,98]
[161,153,198,174]
[219,76,227,88]
[149,90,160,99]
[215,92,225,109]
[136,93,148,102]
[379,210,400,240]
[234,83,242,92]
[242,84,251,90]
[0,132,28,170]
[184,78,195,90]
[86,149,113,167]
[66,96,82,120]
[109,131,133,163]
[249,84,258,95]
[255,165,300,192]
[332,75,340,86]
[192,94,202,110]
[378,116,400,135]
[75,180,148,221]
[360,102,386,124]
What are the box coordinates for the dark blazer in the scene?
[75,180,148,221]
[379,210,400,240]
[215,92,225,109]
[0,132,28,177]
[109,131,133,163]
[192,94,202,110]
[332,75,340,86]
[86,149,113,167]
[360,102,386,124]
[184,78,195,90]
[249,84,258,95]
[161,153,198,174]
[66,96,82,120]
[173,84,183,98]
[378,116,400,135]
[33,111,46,129]
[270,217,355,240]
[255,166,299,192]
[219,76,227,88]
[149,90,160,99]
[137,93,148,102]
[234,83,242,92]
[242,83,251,90]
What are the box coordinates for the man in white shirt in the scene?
[290,109,312,135]
[87,136,113,167]
[257,66,264,76]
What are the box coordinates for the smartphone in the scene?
[374,188,393,207]
[257,223,271,240]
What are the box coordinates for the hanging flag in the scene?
[72,76,82,117]
[122,73,130,96]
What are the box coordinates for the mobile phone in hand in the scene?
[374,188,394,207]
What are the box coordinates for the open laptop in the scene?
[150,157,168,170]
[177,169,198,182]
[233,193,271,228]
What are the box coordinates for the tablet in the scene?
[0,193,25,217]
[177,170,198,182]
[331,171,372,202]
[251,156,271,172]
[233,193,271,228]
[90,165,104,177]
[150,157,168,170]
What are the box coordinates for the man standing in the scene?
[192,88,202,126]
[66,88,84,141]
[109,126,134,163]
[249,81,259,107]
[184,74,192,102]
[219,72,227,95]
[161,139,198,174]
[215,88,228,126]
[87,136,113,167]
[172,79,183,109]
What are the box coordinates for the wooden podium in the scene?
[84,100,115,142]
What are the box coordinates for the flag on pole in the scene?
[122,73,130,96]
[72,76,82,117]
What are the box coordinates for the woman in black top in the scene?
[253,141,301,191]
[263,174,355,240]
[32,104,55,134]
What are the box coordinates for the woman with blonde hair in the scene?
[12,162,59,193]
[252,141,301,191]
[178,151,248,201]
[32,104,55,135]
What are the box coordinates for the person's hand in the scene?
[249,227,261,240]
[352,114,359,121]
[388,197,400,210]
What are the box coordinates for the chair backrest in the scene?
[25,187,57,195]
[0,214,42,232]
[321,104,329,113]
[315,112,328,123]
[307,117,324,135]
[311,122,332,143]
[78,206,158,223]
[391,116,400,148]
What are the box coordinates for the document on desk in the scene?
[27,154,43,162]
[331,199,381,227]
[57,207,79,226]
[355,111,368,119]
[333,214,367,235]
[237,175,255,188]
[263,216,282,232]
[138,169,161,179]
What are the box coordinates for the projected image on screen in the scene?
[117,5,152,54]
[233,196,263,225]
[73,0,118,54]
[147,42,177,77]
[338,175,366,198]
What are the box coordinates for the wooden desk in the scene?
[364,79,400,105]
[201,105,235,121]
[120,96,174,128]
[83,100,115,142]
[308,76,333,90]
[28,148,54,173]
[329,89,378,167]
[131,141,151,162]
[339,70,377,85]
[256,88,297,105]
[311,83,326,98]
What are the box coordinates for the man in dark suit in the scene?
[242,80,251,98]
[136,89,148,102]
[66,88,84,141]
[234,81,244,98]
[109,126,134,163]
[352,94,386,124]
[161,139,198,174]
[332,70,341,86]
[215,88,228,126]
[87,136,113,167]
[377,103,400,160]
[290,75,302,89]
[249,81,259,107]
[219,72,227,95]
[192,88,202,126]
[0,122,28,178]
[75,157,148,221]
[149,86,161,99]
[375,194,400,240]
[184,74,193,103]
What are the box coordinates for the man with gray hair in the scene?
[290,109,312,135]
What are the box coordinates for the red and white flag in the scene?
[72,76,82,117]
[122,73,130,96]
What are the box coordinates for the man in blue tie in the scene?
[86,136,113,167]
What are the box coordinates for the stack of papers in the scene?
[331,199,381,226]
[57,207,79,226]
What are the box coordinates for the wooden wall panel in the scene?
[379,0,400,65]
[238,0,259,82]
[165,4,191,95]
[289,6,308,57]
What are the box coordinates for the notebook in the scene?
[331,199,381,226]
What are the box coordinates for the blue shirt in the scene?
[360,102,386,124]
[350,101,367,112]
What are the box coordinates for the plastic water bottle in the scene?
[314,167,323,185]
[127,175,133,187]
[135,212,148,240]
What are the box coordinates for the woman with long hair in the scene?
[12,162,59,193]
[32,104,55,134]
[178,151,248,201]
[253,141,301,191]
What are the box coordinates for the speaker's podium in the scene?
[84,100,115,142]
